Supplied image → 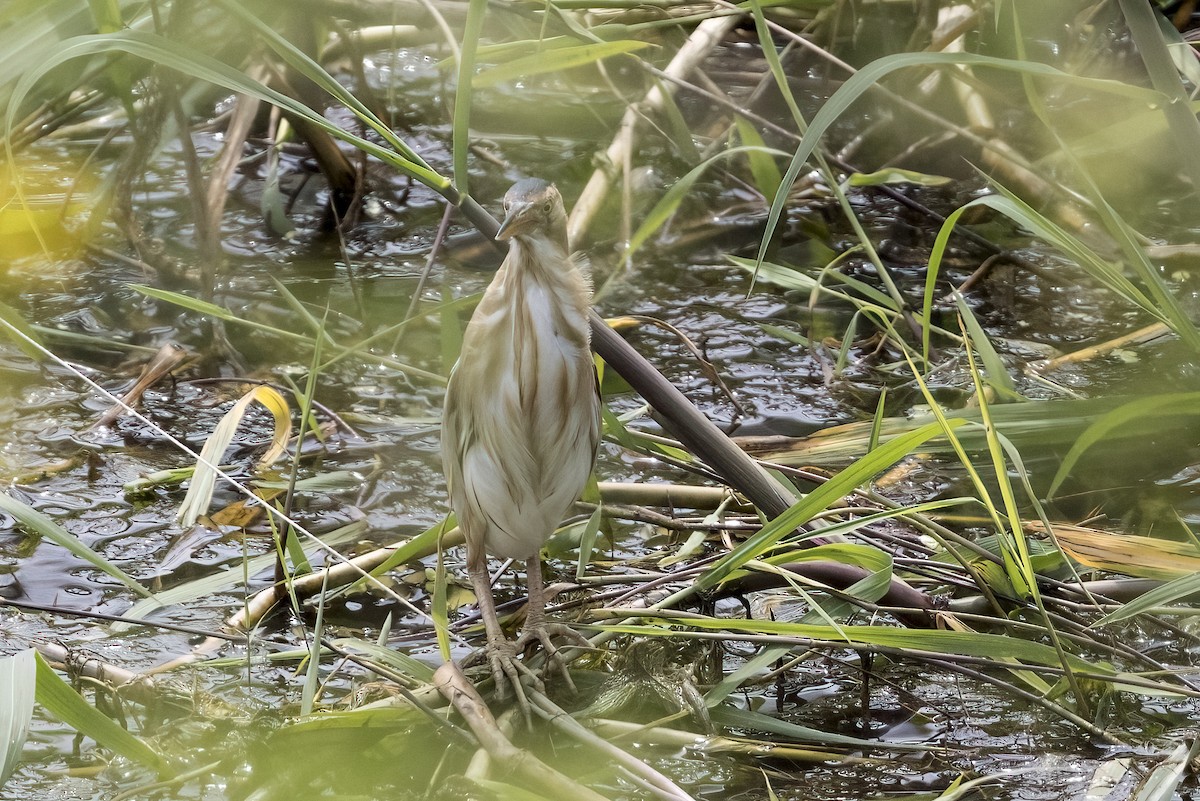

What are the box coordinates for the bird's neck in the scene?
[546,218,569,252]
[502,235,591,320]
[509,234,571,281]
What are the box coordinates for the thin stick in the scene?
[433,662,613,801]
[528,688,696,801]
[567,14,741,244]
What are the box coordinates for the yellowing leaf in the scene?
[846,168,951,187]
[177,385,292,527]
[1029,521,1200,580]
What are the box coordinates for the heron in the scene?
[441,178,601,704]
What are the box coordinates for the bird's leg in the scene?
[467,560,540,715]
[514,557,591,691]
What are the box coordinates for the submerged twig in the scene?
[433,661,612,800]
[527,688,698,801]
[1034,322,1171,373]
[92,342,189,429]
[588,718,857,762]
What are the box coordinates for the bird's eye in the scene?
[542,201,552,214]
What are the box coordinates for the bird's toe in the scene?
[481,637,542,720]
[515,622,591,693]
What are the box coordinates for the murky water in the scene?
[3,17,1200,801]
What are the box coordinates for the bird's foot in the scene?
[515,621,591,694]
[475,634,543,719]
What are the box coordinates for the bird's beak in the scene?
[496,202,533,241]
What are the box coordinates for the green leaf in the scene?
[712,705,930,751]
[4,30,446,190]
[327,638,436,683]
[116,520,367,630]
[207,0,441,182]
[0,492,153,598]
[432,522,451,663]
[735,116,782,198]
[626,145,788,259]
[361,515,453,581]
[1048,393,1200,498]
[607,617,1107,674]
[276,704,426,735]
[0,300,45,361]
[131,284,445,383]
[760,542,892,573]
[473,41,653,88]
[453,0,487,195]
[756,49,1168,280]
[730,255,898,311]
[952,294,1020,401]
[301,581,327,717]
[575,504,603,582]
[704,645,789,707]
[758,322,809,346]
[696,420,965,590]
[651,76,701,162]
[0,649,34,784]
[1094,572,1200,627]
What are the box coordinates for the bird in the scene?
[441,178,601,705]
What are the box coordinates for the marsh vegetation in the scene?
[3,1,1200,799]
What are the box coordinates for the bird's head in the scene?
[495,178,567,246]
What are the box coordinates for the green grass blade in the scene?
[453,0,487,196]
[115,520,367,629]
[696,419,965,590]
[755,50,1167,275]
[0,491,153,599]
[301,575,327,717]
[712,705,927,751]
[704,645,789,707]
[613,617,1106,673]
[625,145,788,260]
[958,333,1034,597]
[952,295,1020,401]
[748,0,806,128]
[868,389,886,452]
[474,40,652,88]
[1118,0,1200,187]
[362,515,454,581]
[847,168,951,188]
[328,638,436,683]
[735,115,783,197]
[132,284,444,383]
[0,300,44,361]
[730,255,898,311]
[1048,392,1200,498]
[208,0,441,181]
[4,30,446,189]
[1094,572,1200,627]
[0,649,34,784]
[433,524,451,663]
[575,504,603,582]
[923,189,1194,359]
[35,652,172,776]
